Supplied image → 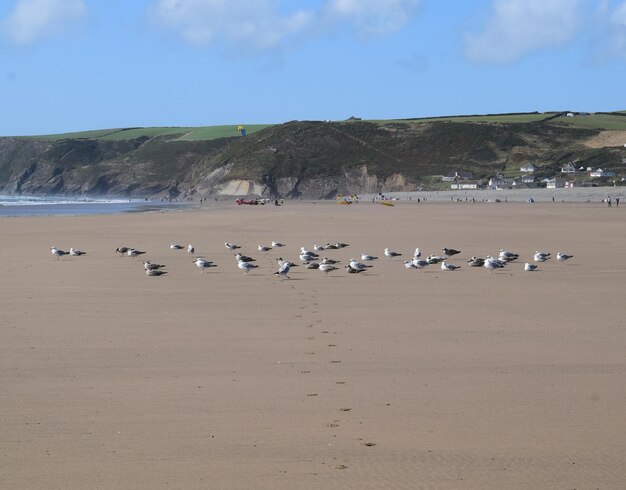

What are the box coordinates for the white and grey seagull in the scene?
[50,246,67,260]
[69,247,86,256]
[238,260,258,275]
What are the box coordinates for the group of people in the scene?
[606,195,620,207]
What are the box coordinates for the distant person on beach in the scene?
[616,197,620,207]
[607,196,612,207]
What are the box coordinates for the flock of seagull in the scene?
[49,242,573,278]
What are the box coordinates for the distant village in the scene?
[442,161,623,191]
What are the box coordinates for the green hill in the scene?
[1,112,625,198]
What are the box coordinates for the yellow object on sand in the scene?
[379,201,395,207]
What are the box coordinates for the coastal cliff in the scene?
[1,116,625,199]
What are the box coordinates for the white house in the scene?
[546,178,566,189]
[520,163,536,173]
[451,180,481,190]
[589,168,616,178]
[522,175,536,183]
[561,163,577,173]
[442,171,474,182]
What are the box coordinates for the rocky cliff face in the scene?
[1,120,624,199]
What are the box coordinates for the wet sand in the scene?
[1,200,626,489]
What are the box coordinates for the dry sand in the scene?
[1,200,626,489]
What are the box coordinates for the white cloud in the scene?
[2,0,87,45]
[150,0,315,51]
[150,0,420,52]
[464,0,586,63]
[323,0,421,37]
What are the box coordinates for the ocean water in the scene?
[0,195,190,217]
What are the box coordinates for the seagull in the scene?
[235,253,255,262]
[361,254,377,261]
[320,257,340,265]
[300,252,318,262]
[484,256,506,274]
[69,247,86,256]
[51,246,67,260]
[238,260,258,275]
[170,243,184,250]
[258,245,272,252]
[225,242,240,250]
[274,261,291,279]
[499,250,519,262]
[127,248,146,258]
[441,261,460,271]
[276,257,297,268]
[115,247,130,256]
[187,244,195,254]
[414,248,421,258]
[335,242,349,248]
[324,243,338,249]
[305,262,320,269]
[313,244,325,251]
[146,269,167,276]
[427,255,445,264]
[412,258,429,271]
[319,263,338,276]
[349,259,371,272]
[193,258,215,273]
[345,264,365,274]
[557,252,573,262]
[524,263,538,271]
[443,248,461,257]
[467,256,485,267]
[384,248,402,258]
[144,261,166,271]
[404,260,418,269]
[300,247,318,257]
[533,251,551,262]
[271,241,285,247]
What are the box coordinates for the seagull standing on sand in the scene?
[414,248,421,258]
[69,247,86,256]
[524,263,538,271]
[404,260,418,269]
[127,248,146,258]
[144,261,166,271]
[443,248,461,257]
[300,247,318,258]
[146,269,167,276]
[499,250,519,262]
[225,242,241,250]
[412,258,429,271]
[272,241,285,248]
[319,263,338,276]
[349,259,371,273]
[484,256,506,274]
[361,254,377,261]
[533,251,551,262]
[235,253,255,262]
[187,244,194,254]
[258,244,272,252]
[238,260,258,275]
[51,246,67,260]
[170,243,184,250]
[384,248,402,258]
[441,261,460,271]
[467,257,485,267]
[314,244,325,251]
[557,252,573,262]
[274,261,291,279]
[115,247,130,256]
[193,258,215,273]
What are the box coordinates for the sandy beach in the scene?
[2,199,626,489]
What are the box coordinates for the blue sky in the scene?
[1,0,626,136]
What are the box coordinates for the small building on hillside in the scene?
[451,180,482,190]
[520,163,536,173]
[546,178,566,189]
[522,175,536,184]
[442,171,474,182]
[590,168,616,177]
[561,162,577,173]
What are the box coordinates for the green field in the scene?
[548,113,626,130]
[24,124,272,141]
